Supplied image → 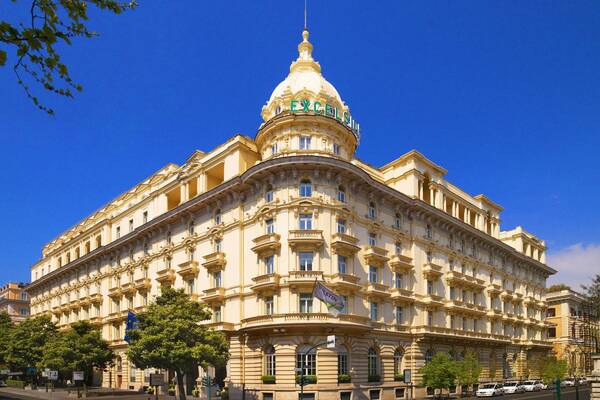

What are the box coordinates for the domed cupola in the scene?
[256,29,360,161]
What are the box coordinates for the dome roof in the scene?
[261,29,348,122]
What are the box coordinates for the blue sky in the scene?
[1,1,599,288]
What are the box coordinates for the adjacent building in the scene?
[546,288,600,377]
[26,28,556,399]
[0,282,30,322]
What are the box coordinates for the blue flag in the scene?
[313,281,345,317]
[124,311,139,343]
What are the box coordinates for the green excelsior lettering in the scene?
[334,107,342,121]
[313,101,322,114]
[290,100,299,112]
[343,112,351,125]
[325,103,334,117]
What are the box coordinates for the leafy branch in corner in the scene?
[0,0,137,115]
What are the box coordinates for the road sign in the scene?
[326,335,336,348]
[149,373,164,386]
[73,371,84,381]
[48,371,58,380]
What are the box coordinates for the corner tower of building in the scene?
[256,29,360,161]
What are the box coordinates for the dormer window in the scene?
[299,180,312,197]
[275,105,282,115]
[265,184,274,202]
[394,213,402,229]
[299,136,311,150]
[271,142,278,155]
[188,220,195,235]
[333,143,341,155]
[337,219,347,234]
[337,186,346,203]
[215,209,222,225]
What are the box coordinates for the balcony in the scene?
[288,230,325,249]
[203,321,235,331]
[444,300,486,316]
[121,282,137,296]
[500,289,514,300]
[90,316,103,326]
[134,278,151,292]
[445,271,485,290]
[364,283,391,299]
[68,299,81,310]
[79,296,91,307]
[422,263,444,279]
[240,312,372,332]
[389,254,414,273]
[362,245,389,266]
[178,260,200,279]
[156,268,176,284]
[288,270,323,287]
[330,233,360,255]
[250,273,281,293]
[391,288,415,304]
[486,308,503,319]
[411,325,512,344]
[524,296,537,306]
[420,294,445,308]
[106,310,127,323]
[90,293,103,304]
[251,233,281,254]
[329,273,361,293]
[202,252,227,272]
[202,287,225,303]
[108,287,123,299]
[486,284,502,295]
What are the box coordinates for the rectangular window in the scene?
[265,296,274,315]
[396,306,403,324]
[213,307,221,323]
[142,211,148,224]
[548,326,556,338]
[271,141,278,155]
[215,239,222,253]
[299,213,313,230]
[300,136,311,150]
[427,311,433,326]
[427,280,433,295]
[264,394,274,400]
[370,390,380,400]
[337,189,346,203]
[369,266,378,283]
[299,252,314,271]
[266,218,275,234]
[394,272,402,289]
[338,255,347,274]
[462,317,467,331]
[300,293,313,313]
[116,226,121,239]
[450,287,456,300]
[129,219,134,232]
[213,271,222,288]
[340,393,351,400]
[337,219,346,234]
[265,255,275,274]
[395,388,405,399]
[546,308,556,317]
[368,233,377,246]
[338,353,348,375]
[340,296,348,314]
[370,302,378,321]
[333,143,341,155]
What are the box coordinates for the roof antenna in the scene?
[304,0,308,30]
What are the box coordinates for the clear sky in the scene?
[1,1,599,289]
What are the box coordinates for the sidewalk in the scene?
[0,387,186,400]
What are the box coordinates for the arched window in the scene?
[394,348,404,376]
[300,180,312,197]
[368,202,377,219]
[367,348,380,377]
[215,209,222,225]
[337,345,349,375]
[264,345,276,376]
[296,345,316,376]
[337,186,346,203]
[265,184,274,203]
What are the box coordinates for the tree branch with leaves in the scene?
[1,0,137,114]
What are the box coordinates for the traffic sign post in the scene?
[150,373,164,400]
[73,371,84,398]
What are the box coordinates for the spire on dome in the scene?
[291,28,320,74]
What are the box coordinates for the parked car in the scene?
[522,381,540,392]
[562,378,576,387]
[502,382,525,394]
[476,383,504,397]
[577,377,587,385]
[0,380,6,387]
[535,381,547,390]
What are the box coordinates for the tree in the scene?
[1,0,136,114]
[127,288,230,400]
[548,284,571,293]
[5,315,57,373]
[581,274,600,353]
[455,351,482,397]
[420,353,457,398]
[540,356,568,386]
[0,312,14,367]
[42,321,114,386]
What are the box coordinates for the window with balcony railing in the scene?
[266,218,275,234]
[368,233,377,246]
[369,266,378,283]
[299,252,313,271]
[299,293,313,313]
[337,219,346,234]
[338,256,347,274]
[265,255,274,274]
[299,214,313,230]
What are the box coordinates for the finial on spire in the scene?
[304,0,307,30]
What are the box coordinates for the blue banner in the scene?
[124,311,139,343]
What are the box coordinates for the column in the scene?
[197,173,207,194]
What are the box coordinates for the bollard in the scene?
[556,379,561,400]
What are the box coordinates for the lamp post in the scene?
[297,336,335,400]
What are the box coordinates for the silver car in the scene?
[503,382,525,394]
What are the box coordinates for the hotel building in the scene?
[546,288,600,377]
[27,28,556,399]
[0,282,30,323]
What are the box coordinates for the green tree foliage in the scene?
[581,274,600,352]
[455,351,482,396]
[5,315,57,371]
[0,0,136,114]
[420,353,457,396]
[540,357,568,385]
[41,321,113,385]
[548,284,571,293]
[127,288,230,400]
[0,312,14,366]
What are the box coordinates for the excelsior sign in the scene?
[289,99,360,140]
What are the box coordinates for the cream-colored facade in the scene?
[27,29,556,399]
[546,289,600,377]
[0,282,30,323]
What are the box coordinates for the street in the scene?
[474,387,591,400]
